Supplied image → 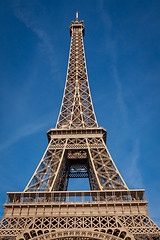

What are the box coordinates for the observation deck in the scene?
[4,190,148,218]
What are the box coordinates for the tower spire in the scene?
[76,11,78,21]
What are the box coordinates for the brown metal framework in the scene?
[24,128,127,192]
[0,13,159,240]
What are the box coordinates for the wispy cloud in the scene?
[99,0,143,188]
[112,65,128,125]
[11,0,58,77]
[0,113,53,152]
[99,0,127,124]
[125,139,143,188]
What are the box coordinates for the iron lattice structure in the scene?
[0,13,159,240]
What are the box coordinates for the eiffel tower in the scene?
[0,13,159,240]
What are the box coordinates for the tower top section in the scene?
[70,12,85,36]
[56,12,97,129]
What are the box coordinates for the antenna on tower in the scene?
[76,12,79,21]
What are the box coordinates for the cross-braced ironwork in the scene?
[24,133,127,192]
[0,13,159,240]
[56,15,97,129]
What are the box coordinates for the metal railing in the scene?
[5,190,146,204]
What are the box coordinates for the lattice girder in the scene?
[24,138,68,192]
[56,20,97,129]
[24,131,127,192]
[1,214,159,240]
[0,215,134,240]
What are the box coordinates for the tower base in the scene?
[0,190,159,240]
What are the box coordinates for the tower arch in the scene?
[18,228,133,240]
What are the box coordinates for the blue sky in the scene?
[0,0,160,226]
